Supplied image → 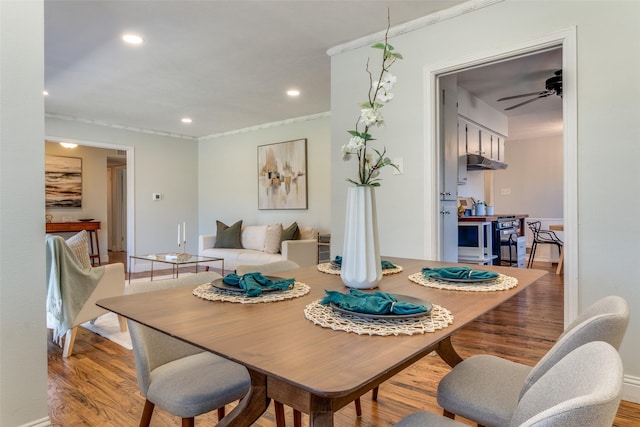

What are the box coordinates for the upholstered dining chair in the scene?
[124,272,251,427]
[46,232,127,357]
[526,220,563,268]
[436,295,629,427]
[395,341,623,427]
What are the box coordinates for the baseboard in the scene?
[18,417,50,427]
[623,374,640,403]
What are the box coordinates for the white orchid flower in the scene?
[376,90,394,103]
[381,73,397,90]
[360,108,384,127]
[349,135,365,149]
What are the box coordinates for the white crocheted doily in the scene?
[317,262,404,276]
[192,282,310,303]
[407,272,518,292]
[304,300,453,336]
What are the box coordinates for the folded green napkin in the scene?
[381,260,397,270]
[332,256,397,270]
[422,266,498,280]
[320,288,427,315]
[223,272,295,297]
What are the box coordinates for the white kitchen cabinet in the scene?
[493,135,506,162]
[460,117,507,163]
[465,122,482,156]
[458,120,468,184]
[479,128,493,159]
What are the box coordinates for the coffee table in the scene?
[128,253,224,282]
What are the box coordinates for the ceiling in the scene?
[45,0,562,142]
[456,48,563,140]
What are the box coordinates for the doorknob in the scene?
[440,191,452,197]
[440,209,451,215]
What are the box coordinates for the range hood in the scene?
[467,153,508,171]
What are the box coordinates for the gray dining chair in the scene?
[436,295,629,427]
[124,272,251,427]
[395,341,623,427]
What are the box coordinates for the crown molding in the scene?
[199,111,331,140]
[45,113,197,141]
[327,0,504,57]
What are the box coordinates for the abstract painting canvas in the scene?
[258,139,307,209]
[45,155,82,208]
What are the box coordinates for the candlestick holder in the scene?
[183,239,187,254]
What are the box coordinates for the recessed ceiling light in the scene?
[43,90,49,96]
[122,34,143,45]
[181,118,192,124]
[287,89,300,97]
[60,142,78,149]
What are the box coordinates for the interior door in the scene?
[438,74,459,262]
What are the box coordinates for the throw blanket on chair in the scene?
[46,235,105,342]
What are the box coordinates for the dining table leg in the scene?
[216,369,270,427]
[309,395,334,427]
[435,336,464,367]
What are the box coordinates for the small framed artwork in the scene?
[45,155,82,208]
[258,138,308,210]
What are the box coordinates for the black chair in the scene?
[527,220,563,268]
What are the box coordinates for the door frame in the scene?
[45,135,136,268]
[423,27,578,325]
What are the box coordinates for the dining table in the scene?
[97,257,546,427]
[549,224,564,275]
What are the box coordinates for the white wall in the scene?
[0,1,50,425]
[46,118,201,266]
[494,135,563,218]
[198,115,332,236]
[494,134,564,263]
[330,0,640,398]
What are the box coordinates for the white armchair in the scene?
[46,234,126,357]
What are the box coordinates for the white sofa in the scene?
[199,224,318,272]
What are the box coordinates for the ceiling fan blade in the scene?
[497,91,548,102]
[504,95,546,111]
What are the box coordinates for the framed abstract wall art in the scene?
[258,138,308,210]
[45,155,83,208]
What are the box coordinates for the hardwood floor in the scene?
[47,256,640,426]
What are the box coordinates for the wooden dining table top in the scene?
[97,257,546,426]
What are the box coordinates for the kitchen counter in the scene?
[459,214,528,238]
[458,214,528,222]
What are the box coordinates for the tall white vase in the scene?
[341,186,382,289]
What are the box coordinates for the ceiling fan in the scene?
[497,70,562,111]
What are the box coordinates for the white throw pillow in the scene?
[264,223,283,254]
[299,227,317,241]
[66,230,92,269]
[241,225,268,251]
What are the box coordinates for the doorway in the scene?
[425,27,578,323]
[439,47,564,264]
[45,136,135,268]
